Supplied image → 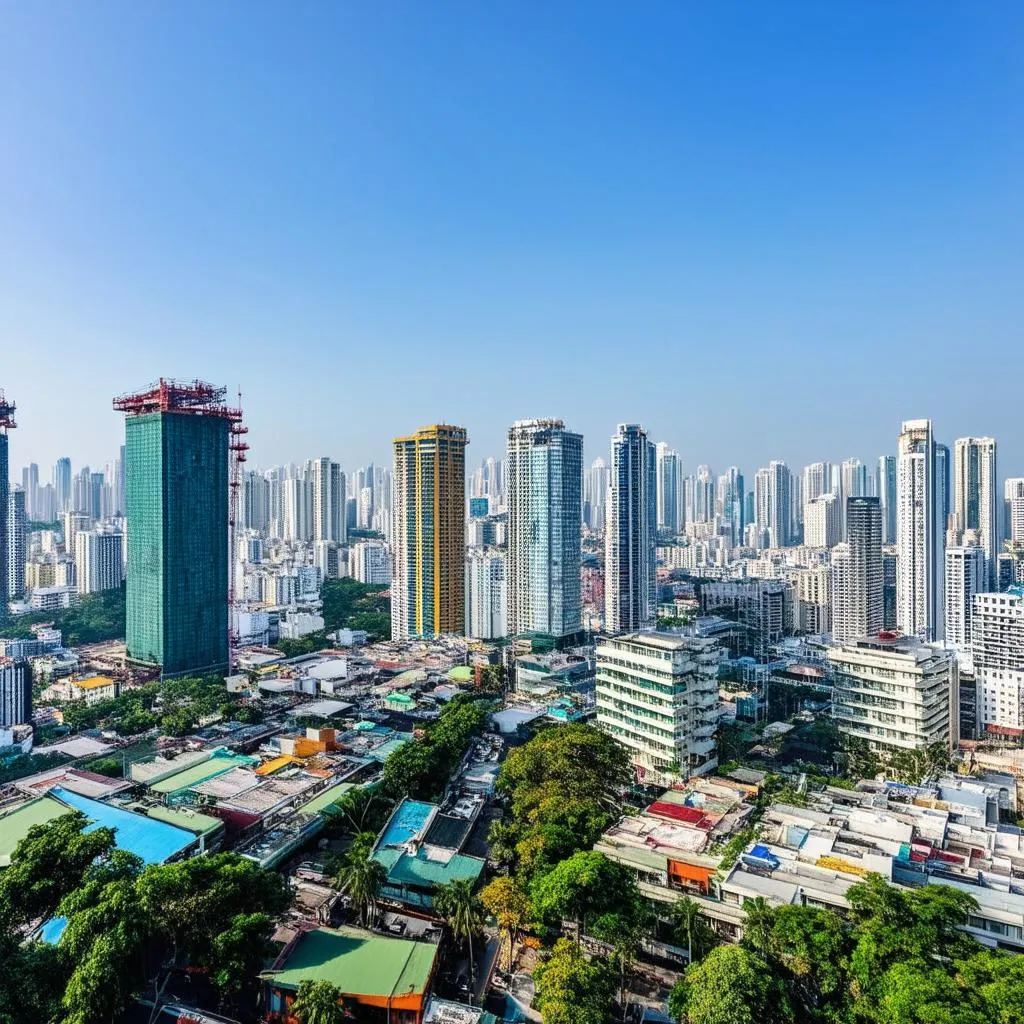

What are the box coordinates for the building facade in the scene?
[831,497,883,644]
[972,588,1024,736]
[596,632,720,779]
[655,443,681,535]
[466,548,507,640]
[391,424,468,640]
[0,657,31,727]
[312,457,346,546]
[7,487,26,602]
[951,437,998,586]
[944,545,987,652]
[74,529,124,595]
[605,424,657,633]
[505,419,583,640]
[877,454,897,545]
[351,540,391,586]
[804,492,841,549]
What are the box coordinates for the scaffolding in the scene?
[0,389,16,431]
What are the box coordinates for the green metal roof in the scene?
[375,846,486,888]
[144,805,224,836]
[149,752,256,794]
[297,782,356,815]
[448,665,473,682]
[265,926,437,998]
[0,797,70,867]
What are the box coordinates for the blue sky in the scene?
[1,2,1022,479]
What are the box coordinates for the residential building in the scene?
[54,457,72,515]
[951,437,998,586]
[944,545,986,652]
[116,379,232,677]
[831,497,883,644]
[0,658,31,727]
[351,540,391,585]
[1005,478,1024,544]
[972,588,1024,736]
[882,545,898,630]
[0,392,11,624]
[505,419,583,640]
[718,466,744,548]
[700,579,791,659]
[876,454,897,545]
[74,529,124,594]
[585,457,609,532]
[793,565,831,635]
[829,632,958,755]
[605,424,657,632]
[312,457,346,545]
[802,462,828,504]
[391,424,468,640]
[7,487,26,602]
[804,492,841,549]
[465,548,506,640]
[596,632,720,779]
[30,586,78,611]
[755,461,791,549]
[656,443,681,535]
[897,419,944,641]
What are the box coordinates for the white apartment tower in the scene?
[830,497,883,644]
[605,424,657,633]
[802,462,828,504]
[74,530,124,594]
[952,438,997,586]
[655,443,681,535]
[312,457,346,545]
[1005,478,1024,544]
[944,545,986,652]
[897,419,944,641]
[754,460,791,549]
[804,492,841,549]
[466,548,507,640]
[972,589,1024,735]
[506,419,583,640]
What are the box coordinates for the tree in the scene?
[291,979,346,1024]
[957,950,1024,1024]
[672,896,718,964]
[534,938,616,1024]
[770,905,851,1022]
[740,897,778,961]
[434,878,485,992]
[334,832,387,927]
[323,785,393,839]
[481,876,532,970]
[208,912,275,1013]
[875,961,986,1024]
[531,851,644,943]
[671,945,795,1024]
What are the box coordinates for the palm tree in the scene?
[741,896,777,961]
[290,979,345,1024]
[434,879,485,998]
[334,831,387,927]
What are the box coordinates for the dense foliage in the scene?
[0,586,126,645]
[0,815,288,1024]
[534,937,617,1024]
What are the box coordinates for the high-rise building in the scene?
[312,457,346,545]
[896,419,944,641]
[466,548,507,640]
[754,460,791,549]
[115,379,233,677]
[802,462,828,504]
[351,540,391,585]
[7,488,26,602]
[830,497,882,644]
[506,419,583,640]
[0,391,14,624]
[74,529,125,594]
[841,458,869,500]
[935,442,951,532]
[54,457,72,516]
[718,466,744,548]
[596,632,720,778]
[584,457,609,532]
[391,424,468,640]
[804,492,841,549]
[829,633,958,756]
[972,587,1024,735]
[944,545,986,652]
[605,424,657,633]
[655,443,681,535]
[951,438,998,586]
[882,545,898,630]
[1005,478,1024,544]
[283,470,314,542]
[694,465,715,524]
[0,658,31,727]
[876,455,897,545]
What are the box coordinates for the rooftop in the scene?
[265,926,438,999]
[0,796,68,867]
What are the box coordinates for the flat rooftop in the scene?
[0,796,69,867]
[149,752,258,794]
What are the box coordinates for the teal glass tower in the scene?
[116,380,234,677]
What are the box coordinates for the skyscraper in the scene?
[391,424,468,640]
[972,588,1024,735]
[831,497,883,644]
[506,419,583,641]
[802,462,828,503]
[804,492,841,549]
[951,437,998,585]
[0,391,15,624]
[896,419,944,641]
[1006,478,1024,544]
[7,488,26,602]
[655,443,681,535]
[466,548,507,640]
[719,466,744,548]
[944,545,986,652]
[75,529,125,595]
[605,424,656,632]
[312,457,346,545]
[585,457,609,532]
[115,379,233,677]
[935,442,951,532]
[754,460,791,549]
[54,457,72,516]
[876,455,897,545]
[694,465,715,524]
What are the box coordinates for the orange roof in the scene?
[256,755,304,776]
[75,676,116,690]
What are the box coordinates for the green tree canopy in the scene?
[534,937,616,1024]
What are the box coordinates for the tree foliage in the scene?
[534,937,616,1024]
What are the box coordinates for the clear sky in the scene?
[1,2,1022,480]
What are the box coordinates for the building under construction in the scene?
[0,390,16,625]
[114,379,239,677]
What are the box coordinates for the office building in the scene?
[596,632,720,778]
[584,457,609,533]
[605,424,657,633]
[506,419,583,640]
[719,466,744,548]
[972,588,1024,736]
[466,548,507,640]
[829,633,958,755]
[951,438,998,585]
[830,497,883,644]
[897,419,944,641]
[54,457,72,515]
[0,657,31,727]
[804,492,841,549]
[312,457,346,545]
[351,540,391,585]
[74,530,125,595]
[655,443,681,535]
[391,424,468,640]
[694,465,715,524]
[7,487,26,602]
[115,379,232,677]
[944,545,986,652]
[877,455,897,545]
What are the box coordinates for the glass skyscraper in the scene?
[117,380,231,677]
[506,419,583,641]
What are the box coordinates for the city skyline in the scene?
[2,5,1023,475]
